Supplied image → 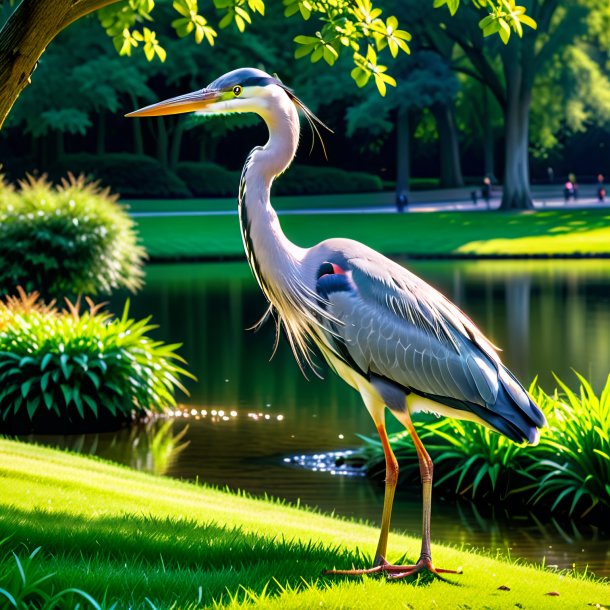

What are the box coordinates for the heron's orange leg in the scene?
[324,419,398,576]
[387,409,461,580]
[325,409,460,580]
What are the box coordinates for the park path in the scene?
[129,184,609,218]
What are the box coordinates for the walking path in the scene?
[128,184,609,218]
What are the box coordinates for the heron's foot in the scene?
[323,555,462,581]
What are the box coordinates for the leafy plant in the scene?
[0,289,195,434]
[48,154,192,199]
[0,543,106,610]
[423,418,534,499]
[358,373,610,518]
[529,373,610,517]
[176,162,239,197]
[0,174,146,300]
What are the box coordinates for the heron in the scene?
[127,67,546,579]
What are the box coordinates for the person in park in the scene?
[481,176,492,208]
[597,174,606,203]
[564,173,578,202]
[396,191,408,213]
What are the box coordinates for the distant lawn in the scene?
[0,438,607,609]
[134,208,610,260]
[124,191,394,214]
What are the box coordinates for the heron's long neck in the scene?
[238,98,305,300]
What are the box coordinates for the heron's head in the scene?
[127,67,300,119]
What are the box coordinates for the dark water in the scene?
[26,259,610,576]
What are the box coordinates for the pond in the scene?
[25,259,610,577]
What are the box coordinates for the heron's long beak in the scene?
[125,88,221,117]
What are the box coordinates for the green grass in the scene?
[134,209,610,260]
[124,191,394,214]
[0,439,608,609]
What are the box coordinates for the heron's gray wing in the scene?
[319,256,498,407]
[314,249,544,440]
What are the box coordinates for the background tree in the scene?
[0,0,535,130]
[345,50,460,198]
[435,1,599,210]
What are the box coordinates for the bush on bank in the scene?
[359,373,610,521]
[0,289,194,434]
[0,174,145,300]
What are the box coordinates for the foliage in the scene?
[274,165,382,195]
[0,174,145,300]
[529,373,610,517]
[0,544,104,610]
[176,162,240,197]
[176,162,382,197]
[359,373,610,519]
[46,154,191,199]
[94,0,536,96]
[1,439,608,610]
[0,289,194,434]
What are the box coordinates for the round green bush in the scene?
[51,153,192,199]
[176,162,240,197]
[0,289,195,434]
[0,174,146,300]
[273,165,382,195]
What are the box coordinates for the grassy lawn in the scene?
[124,191,395,214]
[134,208,610,260]
[0,438,607,609]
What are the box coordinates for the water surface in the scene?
[29,259,610,576]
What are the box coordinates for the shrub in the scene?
[358,373,610,519]
[359,418,533,499]
[176,162,240,197]
[273,165,383,195]
[0,174,145,300]
[529,373,610,517]
[0,289,195,434]
[49,153,191,199]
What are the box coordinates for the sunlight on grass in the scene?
[0,439,608,609]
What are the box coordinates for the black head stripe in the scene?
[241,76,281,89]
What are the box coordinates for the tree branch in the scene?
[61,0,121,29]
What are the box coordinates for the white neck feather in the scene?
[238,87,306,294]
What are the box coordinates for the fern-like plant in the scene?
[0,174,145,299]
[0,289,195,434]
[529,373,610,517]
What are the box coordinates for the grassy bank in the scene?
[0,439,607,609]
[134,209,610,260]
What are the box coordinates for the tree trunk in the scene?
[156,117,168,168]
[395,107,410,201]
[128,93,144,154]
[0,0,119,130]
[199,134,217,162]
[56,130,64,159]
[96,111,106,155]
[169,118,185,169]
[432,102,464,188]
[482,88,496,181]
[499,40,534,211]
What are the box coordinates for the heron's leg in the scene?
[373,416,399,566]
[388,408,461,580]
[323,392,398,576]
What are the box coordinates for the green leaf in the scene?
[21,379,34,398]
[60,384,73,406]
[27,396,41,420]
[73,392,85,418]
[83,395,99,417]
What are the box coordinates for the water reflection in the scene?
[25,259,610,576]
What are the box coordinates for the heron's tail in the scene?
[470,367,546,445]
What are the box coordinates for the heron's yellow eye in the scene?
[233,85,242,97]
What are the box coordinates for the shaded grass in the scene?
[134,209,610,260]
[0,439,608,609]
